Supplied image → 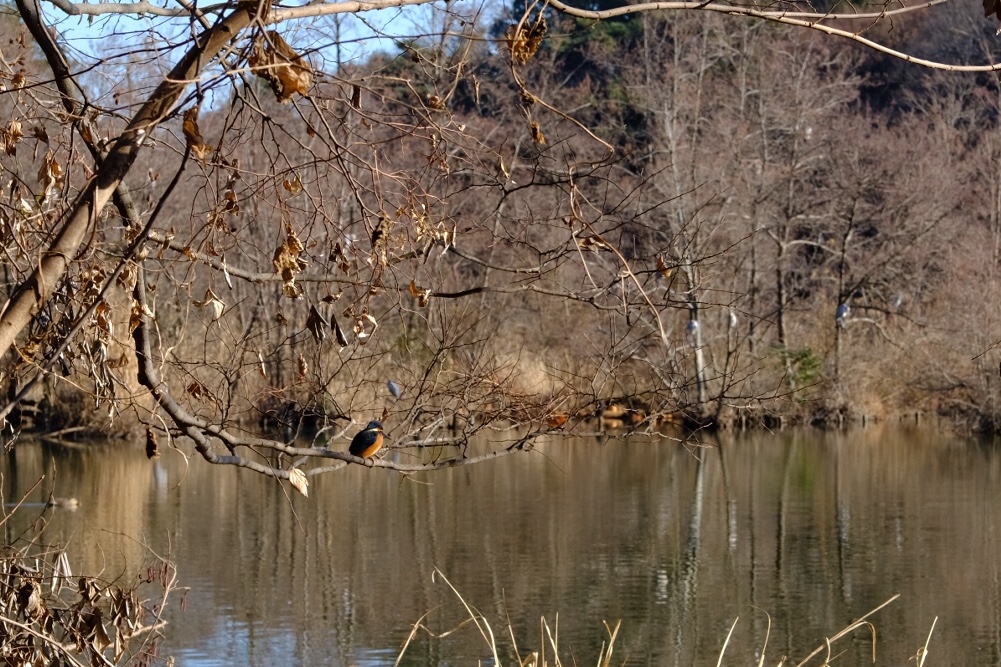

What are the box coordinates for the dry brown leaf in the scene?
[353,313,378,344]
[249,31,312,104]
[505,15,547,65]
[306,305,327,343]
[193,288,225,319]
[288,468,308,497]
[129,300,154,335]
[282,175,303,194]
[182,107,211,160]
[1,119,22,155]
[146,428,160,460]
[95,300,113,340]
[223,189,240,213]
[408,280,431,307]
[370,215,394,267]
[272,223,307,298]
[296,352,308,380]
[37,150,64,201]
[117,260,138,291]
[579,235,610,252]
[331,312,348,348]
[657,255,674,278]
[78,123,94,146]
[530,120,546,145]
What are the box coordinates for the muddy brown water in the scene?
[1,426,998,666]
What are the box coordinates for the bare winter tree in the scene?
[0,0,1000,489]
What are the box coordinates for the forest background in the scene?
[1,0,1001,479]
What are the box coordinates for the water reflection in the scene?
[1,427,998,666]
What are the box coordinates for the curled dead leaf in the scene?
[497,157,509,181]
[657,255,674,278]
[353,313,378,344]
[282,174,303,195]
[578,235,610,252]
[95,300,113,341]
[117,260,138,291]
[146,428,160,460]
[182,107,212,160]
[272,223,307,298]
[249,31,312,103]
[288,468,308,497]
[437,224,456,254]
[370,215,394,267]
[330,312,349,348]
[37,150,64,201]
[306,305,327,343]
[222,189,240,213]
[530,120,546,145]
[408,280,432,307]
[0,119,22,155]
[193,288,225,319]
[505,15,547,65]
[128,299,154,334]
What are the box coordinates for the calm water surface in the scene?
[3,426,999,666]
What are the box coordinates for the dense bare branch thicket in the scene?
[0,0,1000,485]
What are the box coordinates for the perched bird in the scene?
[349,420,385,458]
[836,303,851,329]
[387,379,403,400]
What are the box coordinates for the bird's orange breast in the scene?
[350,430,384,458]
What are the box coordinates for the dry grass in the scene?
[398,576,939,667]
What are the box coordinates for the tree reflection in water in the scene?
[0,427,993,666]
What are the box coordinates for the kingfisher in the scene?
[348,420,385,458]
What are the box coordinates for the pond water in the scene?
[2,425,999,666]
